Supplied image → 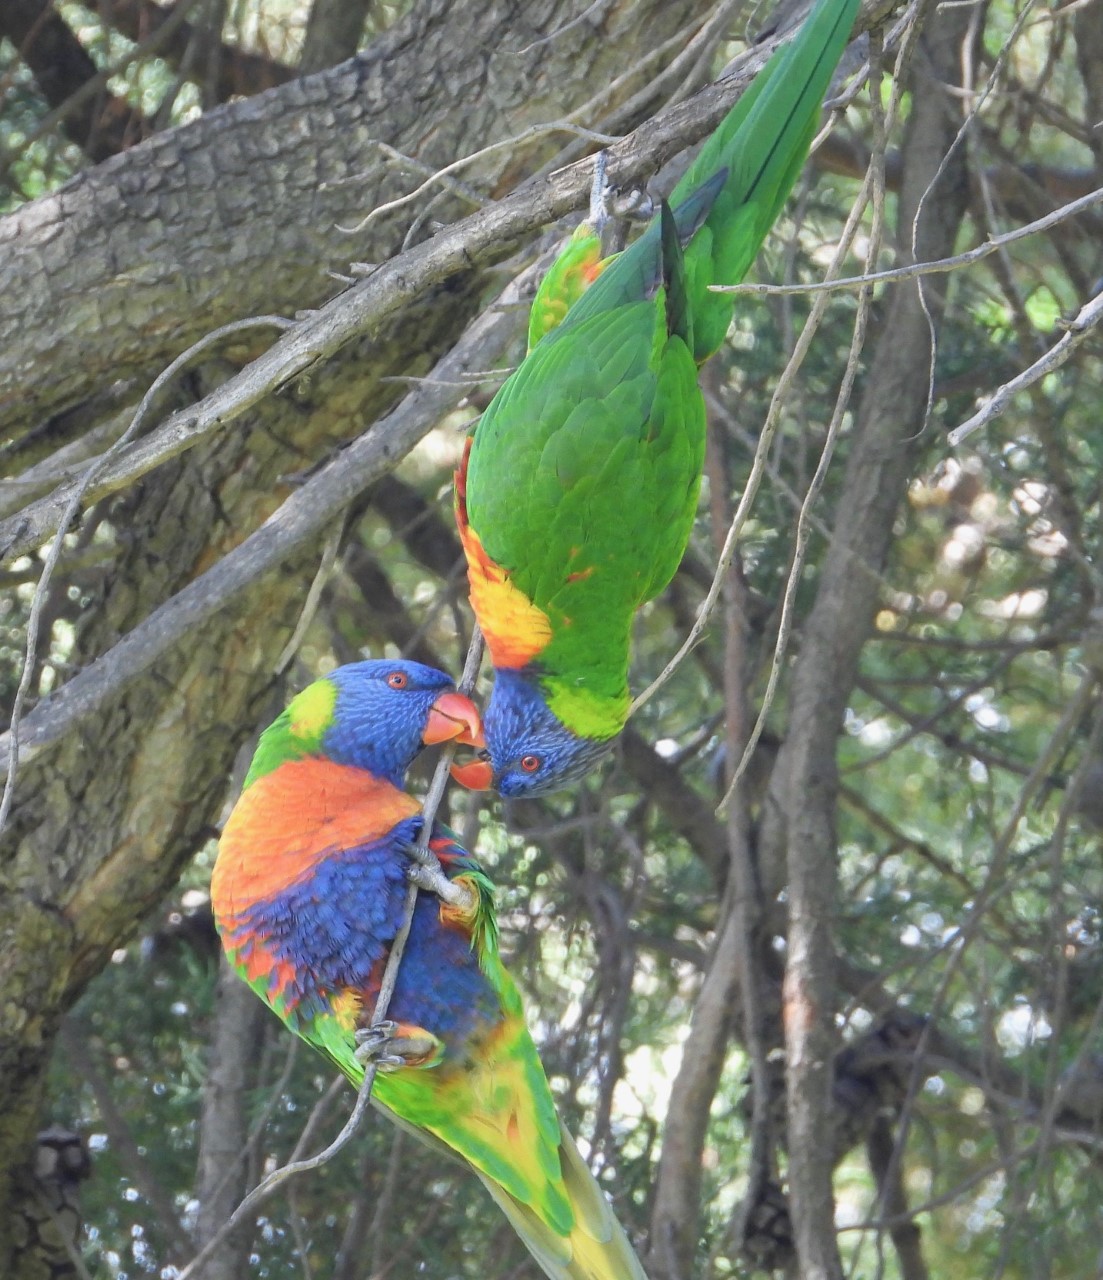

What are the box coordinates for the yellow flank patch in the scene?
[460,523,552,670]
[329,988,362,1032]
[288,679,337,740]
[455,435,552,670]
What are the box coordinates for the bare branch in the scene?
[0,2,881,567]
[0,315,294,835]
[0,270,528,778]
[949,289,1103,444]
[712,184,1103,297]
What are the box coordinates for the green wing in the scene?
[464,0,859,721]
[468,206,704,706]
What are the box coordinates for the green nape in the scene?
[527,223,605,350]
[242,678,336,787]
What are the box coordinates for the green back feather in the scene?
[466,0,859,735]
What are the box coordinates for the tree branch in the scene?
[104,0,295,99]
[0,1,883,566]
[0,262,528,780]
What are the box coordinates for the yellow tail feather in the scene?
[477,1125,649,1280]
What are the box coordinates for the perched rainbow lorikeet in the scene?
[211,659,647,1280]
[451,0,860,797]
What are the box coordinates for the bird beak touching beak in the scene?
[422,691,485,747]
[449,755,493,791]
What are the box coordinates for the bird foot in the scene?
[588,150,612,233]
[588,150,652,256]
[397,839,476,914]
[355,1021,441,1070]
[406,861,477,914]
[354,1021,406,1069]
[614,185,655,222]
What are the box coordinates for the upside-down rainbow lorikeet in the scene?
[452,0,860,797]
[211,659,647,1280]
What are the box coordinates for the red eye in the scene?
[520,755,541,774]
[387,671,408,689]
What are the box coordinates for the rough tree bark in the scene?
[0,1,719,1270]
[0,0,706,461]
[193,957,269,1280]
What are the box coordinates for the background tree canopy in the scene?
[1,0,1102,1277]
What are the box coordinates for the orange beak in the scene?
[449,756,494,791]
[422,691,485,747]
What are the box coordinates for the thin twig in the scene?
[58,1022,193,1260]
[1,30,878,568]
[273,525,344,676]
[711,186,1103,297]
[630,105,873,722]
[948,290,1103,444]
[336,123,621,236]
[0,259,535,781]
[508,0,612,55]
[0,315,294,838]
[717,18,893,814]
[174,626,484,1280]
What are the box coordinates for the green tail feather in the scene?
[549,0,859,359]
[475,1126,649,1280]
[371,1097,647,1280]
[673,0,861,356]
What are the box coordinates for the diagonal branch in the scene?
[949,289,1103,444]
[0,0,883,567]
[0,263,529,780]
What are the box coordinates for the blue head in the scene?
[452,668,615,798]
[315,659,482,786]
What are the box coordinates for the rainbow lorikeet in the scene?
[451,0,860,797]
[211,659,647,1280]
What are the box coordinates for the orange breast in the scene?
[212,758,420,920]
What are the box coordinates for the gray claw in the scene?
[589,150,611,232]
[354,1020,397,1061]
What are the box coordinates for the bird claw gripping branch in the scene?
[398,836,477,913]
[353,1021,407,1069]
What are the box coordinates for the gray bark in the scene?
[0,0,704,463]
[193,957,268,1280]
